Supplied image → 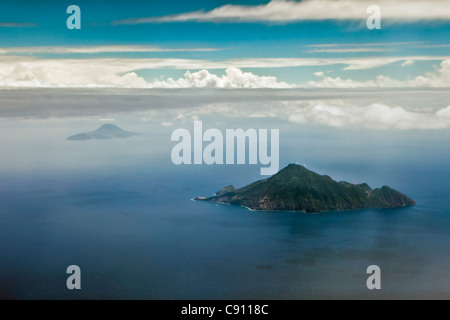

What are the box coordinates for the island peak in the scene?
[67,124,139,141]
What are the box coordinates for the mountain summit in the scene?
[195,164,416,213]
[67,124,138,141]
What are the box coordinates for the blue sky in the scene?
[0,0,450,88]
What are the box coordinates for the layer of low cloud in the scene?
[115,0,450,24]
[1,53,450,89]
[308,60,450,88]
[3,87,450,131]
[150,68,292,88]
[160,98,450,130]
[163,98,450,130]
[0,58,291,88]
[288,103,450,130]
[0,49,448,80]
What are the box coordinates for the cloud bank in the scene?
[164,99,450,130]
[1,51,450,89]
[115,0,450,24]
[160,99,450,130]
[0,60,292,88]
[1,47,449,87]
[151,68,293,88]
[308,60,450,88]
[3,88,450,131]
[288,103,450,130]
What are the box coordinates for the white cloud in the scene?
[115,0,450,24]
[288,103,450,130]
[158,98,450,130]
[402,60,415,67]
[3,86,450,131]
[0,57,210,88]
[306,42,421,48]
[0,58,292,88]
[0,50,448,81]
[1,53,450,89]
[306,48,385,53]
[307,76,373,88]
[227,56,449,71]
[151,67,293,88]
[0,45,219,55]
[436,106,450,118]
[307,60,450,88]
[0,59,151,88]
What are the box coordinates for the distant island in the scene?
[194,164,416,213]
[67,124,139,141]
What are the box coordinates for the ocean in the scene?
[0,89,450,299]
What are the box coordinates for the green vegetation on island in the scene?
[195,164,416,213]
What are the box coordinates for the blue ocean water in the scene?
[0,119,450,299]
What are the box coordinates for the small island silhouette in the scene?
[67,124,139,141]
[195,164,416,213]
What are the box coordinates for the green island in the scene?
[195,164,416,213]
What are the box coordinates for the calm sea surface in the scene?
[0,119,449,299]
